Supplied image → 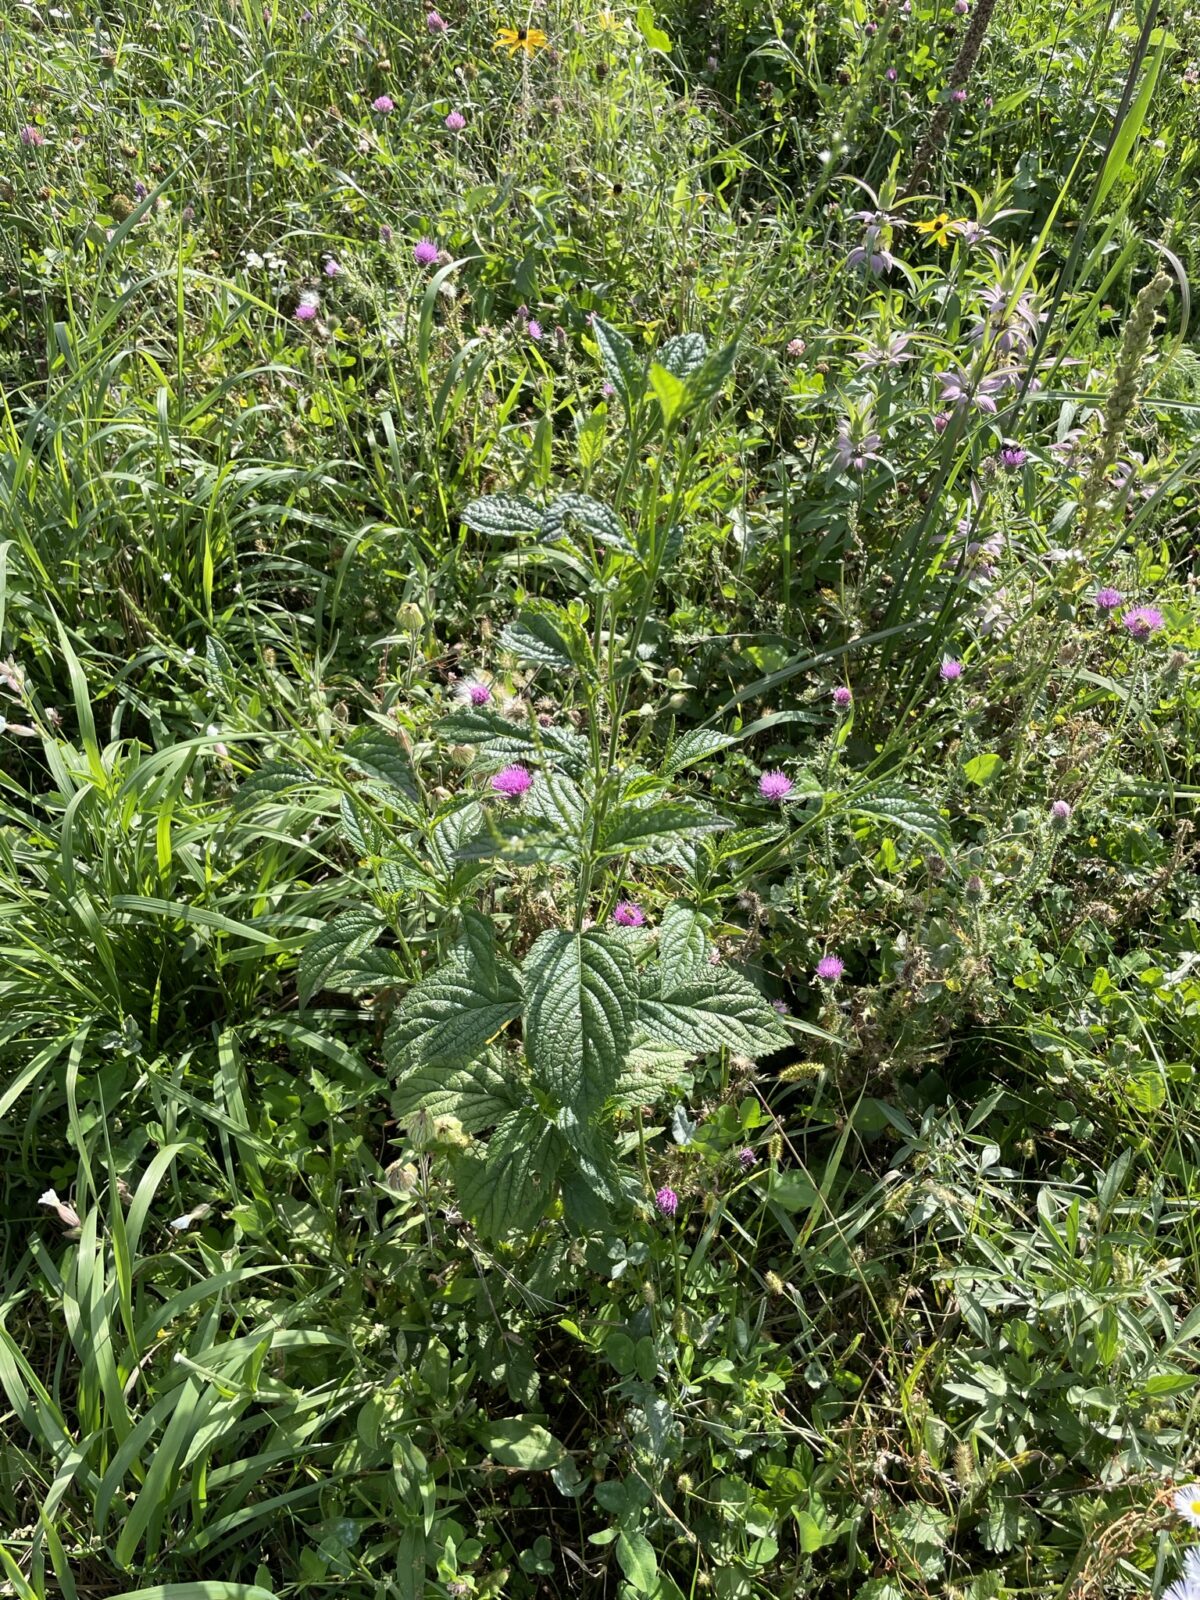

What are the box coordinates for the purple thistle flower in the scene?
[1094,587,1123,612]
[324,257,342,277]
[832,685,853,710]
[886,65,898,81]
[444,110,466,131]
[20,124,45,147]
[379,224,394,244]
[999,447,1028,469]
[613,901,646,927]
[737,1147,757,1170]
[939,658,963,681]
[426,8,448,30]
[758,770,793,802]
[951,88,967,103]
[527,319,543,341]
[1122,605,1164,641]
[413,238,439,267]
[491,763,533,796]
[771,997,790,1014]
[601,381,616,398]
[1049,799,1072,830]
[655,1186,678,1218]
[815,954,844,982]
[372,94,395,113]
[459,679,492,706]
[294,293,319,322]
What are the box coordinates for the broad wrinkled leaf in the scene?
[524,771,587,836]
[232,761,312,810]
[637,958,788,1059]
[438,705,590,774]
[599,802,727,857]
[386,916,522,1072]
[453,1109,561,1235]
[592,316,645,408]
[344,727,418,808]
[298,909,385,1006]
[612,1041,693,1109]
[849,783,950,853]
[541,493,634,556]
[460,493,542,538]
[523,930,639,1121]
[500,612,575,670]
[656,901,710,989]
[662,726,736,776]
[391,1053,525,1132]
[656,332,707,377]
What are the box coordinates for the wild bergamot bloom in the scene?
[915,212,966,246]
[494,24,548,55]
[1173,1484,1200,1526]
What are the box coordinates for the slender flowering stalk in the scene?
[909,0,997,187]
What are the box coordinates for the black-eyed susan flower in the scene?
[494,24,548,55]
[915,212,966,246]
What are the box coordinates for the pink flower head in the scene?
[1122,605,1164,641]
[294,293,319,322]
[939,658,963,681]
[737,1147,757,1170]
[324,257,342,277]
[426,9,448,30]
[372,94,395,113]
[458,678,491,706]
[886,65,898,81]
[655,1186,678,1218]
[815,954,844,983]
[1094,587,1123,613]
[527,319,543,341]
[832,685,852,710]
[786,337,806,358]
[758,770,793,802]
[444,110,466,131]
[413,238,439,267]
[491,763,533,796]
[613,901,646,927]
[771,997,790,1014]
[933,411,951,434]
[951,88,967,103]
[1049,799,1072,830]
[999,447,1028,469]
[20,125,44,147]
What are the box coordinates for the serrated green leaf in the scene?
[638,959,788,1059]
[849,784,949,853]
[612,1040,692,1109]
[386,920,522,1072]
[231,761,312,810]
[684,338,738,407]
[657,332,707,377]
[344,727,418,807]
[500,612,575,670]
[577,403,607,472]
[663,727,737,776]
[478,1415,567,1470]
[592,317,645,409]
[391,1054,525,1132]
[460,493,542,538]
[524,930,639,1120]
[541,493,634,556]
[453,1109,561,1235]
[657,901,710,989]
[298,909,385,1006]
[524,771,587,835]
[599,802,727,857]
[438,706,590,774]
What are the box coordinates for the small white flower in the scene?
[38,1188,82,1230]
[244,250,265,269]
[1174,1485,1200,1527]
[1165,1578,1200,1600]
[1185,1549,1200,1582]
[206,724,220,737]
[169,1202,212,1231]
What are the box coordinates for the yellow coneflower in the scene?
[914,211,966,247]
[494,24,548,55]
